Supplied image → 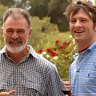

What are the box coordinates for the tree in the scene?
[0,0,69,31]
[48,0,69,31]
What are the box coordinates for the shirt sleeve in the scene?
[46,65,65,96]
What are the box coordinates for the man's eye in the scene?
[81,19,88,22]
[17,29,25,33]
[70,20,76,23]
[6,29,13,33]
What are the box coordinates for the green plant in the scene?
[37,38,76,79]
[0,4,8,49]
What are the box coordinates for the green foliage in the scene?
[0,0,14,6]
[0,4,8,22]
[0,0,69,31]
[30,17,76,79]
[48,0,60,14]
[29,17,59,50]
[37,38,76,79]
[0,4,8,49]
[0,16,76,79]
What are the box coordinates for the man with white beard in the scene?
[0,8,64,96]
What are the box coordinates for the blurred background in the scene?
[0,0,95,79]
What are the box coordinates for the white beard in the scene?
[6,44,26,53]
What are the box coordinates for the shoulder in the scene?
[29,45,57,71]
[36,53,56,69]
[31,54,60,79]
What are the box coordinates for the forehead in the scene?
[3,16,28,27]
[70,9,91,19]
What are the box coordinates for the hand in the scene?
[0,90,16,96]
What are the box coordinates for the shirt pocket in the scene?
[24,74,46,95]
[88,72,96,78]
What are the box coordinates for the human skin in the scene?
[69,9,96,51]
[0,90,16,96]
[2,16,32,63]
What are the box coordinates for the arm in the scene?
[47,65,65,96]
[0,90,16,96]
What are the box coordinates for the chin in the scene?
[6,44,26,53]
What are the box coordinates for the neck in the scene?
[76,41,95,53]
[78,47,88,53]
[7,46,29,64]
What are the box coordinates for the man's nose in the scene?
[11,31,19,39]
[75,20,82,27]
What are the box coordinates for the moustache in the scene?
[9,39,22,44]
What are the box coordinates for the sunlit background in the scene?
[90,0,95,4]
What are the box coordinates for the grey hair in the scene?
[3,8,31,27]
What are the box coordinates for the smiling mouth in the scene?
[9,41,22,46]
[75,31,84,33]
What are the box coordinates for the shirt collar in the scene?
[0,45,38,58]
[88,42,96,50]
[73,42,96,59]
[28,45,38,58]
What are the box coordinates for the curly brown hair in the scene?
[65,1,96,25]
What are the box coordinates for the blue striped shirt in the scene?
[0,45,64,96]
[70,42,96,96]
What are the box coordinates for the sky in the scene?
[90,0,95,4]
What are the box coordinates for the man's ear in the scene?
[29,28,32,38]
